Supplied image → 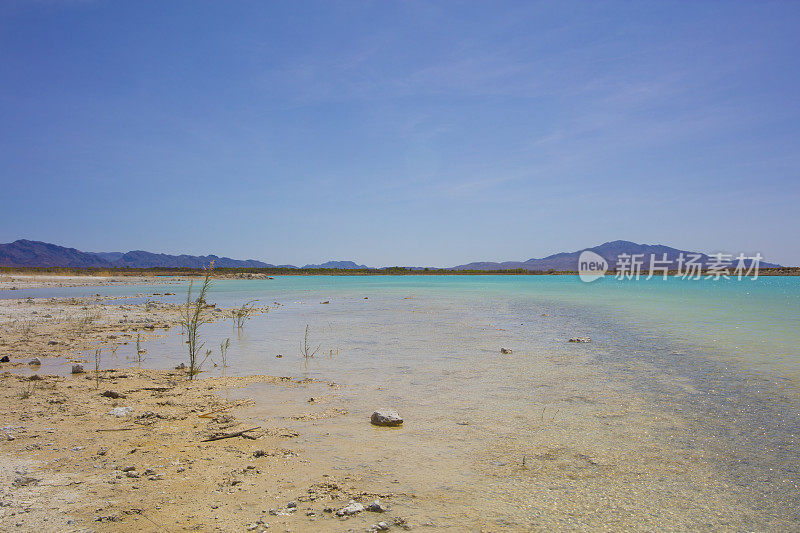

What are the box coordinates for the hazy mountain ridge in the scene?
[0,240,274,269]
[0,239,781,270]
[302,261,368,269]
[453,240,781,271]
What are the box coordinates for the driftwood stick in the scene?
[199,405,233,419]
[201,426,261,442]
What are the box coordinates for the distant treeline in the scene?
[1,266,797,277]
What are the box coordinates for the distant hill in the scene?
[0,240,111,268]
[452,240,781,271]
[302,260,368,269]
[0,240,273,269]
[0,239,780,271]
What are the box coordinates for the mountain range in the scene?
[0,239,781,270]
[451,240,780,270]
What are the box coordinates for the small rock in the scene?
[0,356,9,363]
[12,475,40,488]
[568,337,591,343]
[321,301,330,304]
[47,340,58,346]
[286,501,297,509]
[97,447,109,456]
[500,348,512,354]
[148,474,164,481]
[366,500,390,513]
[143,468,156,476]
[336,500,365,517]
[125,471,140,478]
[101,390,125,399]
[275,354,283,358]
[175,363,186,370]
[28,357,41,366]
[247,524,258,531]
[122,466,136,472]
[371,410,403,427]
[71,364,85,374]
[370,522,390,531]
[108,407,133,417]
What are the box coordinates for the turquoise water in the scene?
[5,275,800,529]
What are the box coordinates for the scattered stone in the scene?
[370,522,390,531]
[287,501,297,509]
[321,301,330,304]
[366,500,390,513]
[393,517,413,530]
[500,348,512,354]
[0,356,9,363]
[47,340,58,346]
[28,374,42,381]
[143,468,156,476]
[371,410,403,427]
[148,474,164,481]
[71,364,85,374]
[175,363,186,370]
[101,390,126,399]
[97,447,109,456]
[253,450,267,458]
[108,406,133,417]
[275,354,283,358]
[568,337,592,343]
[125,471,140,478]
[28,357,41,366]
[122,466,136,472]
[336,500,365,517]
[12,475,40,488]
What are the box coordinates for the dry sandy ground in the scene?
[0,277,403,532]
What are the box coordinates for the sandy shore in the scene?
[0,276,399,532]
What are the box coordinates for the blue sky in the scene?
[2,1,799,267]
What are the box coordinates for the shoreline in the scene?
[0,275,397,532]
[2,274,799,530]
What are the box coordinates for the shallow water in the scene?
[5,275,800,529]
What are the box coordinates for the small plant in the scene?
[94,348,101,389]
[180,262,214,379]
[19,381,36,399]
[301,324,320,368]
[220,338,231,370]
[232,300,258,330]
[136,334,146,365]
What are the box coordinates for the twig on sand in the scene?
[198,405,233,419]
[201,426,261,442]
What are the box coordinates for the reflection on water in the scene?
[9,276,800,529]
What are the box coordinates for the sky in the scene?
[1,1,799,267]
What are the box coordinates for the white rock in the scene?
[370,410,403,427]
[108,407,133,417]
[336,500,365,516]
[366,500,390,513]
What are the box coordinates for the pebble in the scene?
[108,406,133,417]
[500,348,512,354]
[71,364,85,374]
[336,500,365,517]
[0,356,9,363]
[568,337,591,343]
[28,358,41,366]
[370,410,403,427]
[366,500,390,513]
